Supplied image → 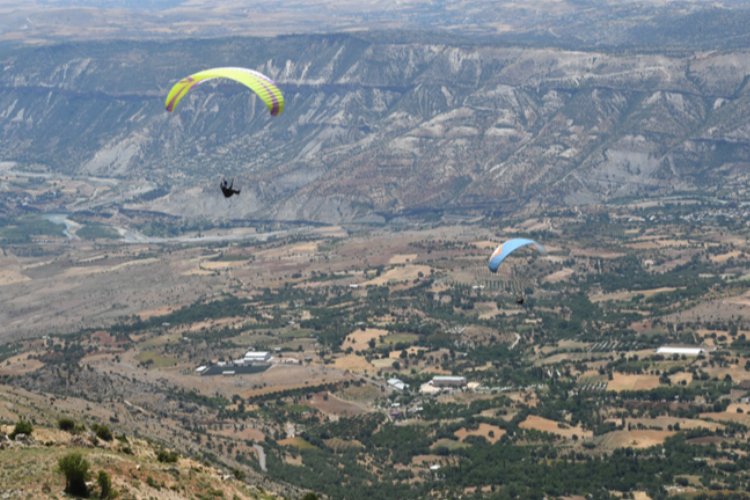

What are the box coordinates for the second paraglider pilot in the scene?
[220,178,241,198]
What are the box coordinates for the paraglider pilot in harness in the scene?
[220,178,241,198]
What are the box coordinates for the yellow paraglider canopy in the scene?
[165,67,284,116]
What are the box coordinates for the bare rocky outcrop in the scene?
[13,433,31,444]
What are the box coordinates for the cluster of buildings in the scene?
[388,375,472,395]
[196,350,273,376]
[419,375,468,394]
[235,350,272,365]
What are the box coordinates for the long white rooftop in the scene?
[656,346,706,356]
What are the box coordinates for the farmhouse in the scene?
[656,346,708,356]
[232,350,273,367]
[431,376,467,388]
[388,378,408,391]
[244,351,272,363]
[420,376,468,394]
[197,349,274,376]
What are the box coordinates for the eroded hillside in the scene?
[2,34,750,222]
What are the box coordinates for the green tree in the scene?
[58,417,76,432]
[97,471,113,499]
[58,452,90,497]
[92,423,113,442]
[10,419,32,439]
[156,449,179,463]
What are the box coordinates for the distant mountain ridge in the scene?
[1,32,750,222]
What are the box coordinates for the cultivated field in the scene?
[361,265,431,287]
[306,391,368,417]
[599,430,675,450]
[519,415,592,439]
[590,287,680,303]
[388,253,419,265]
[333,354,375,373]
[0,353,45,376]
[342,328,388,352]
[454,423,506,444]
[607,373,661,392]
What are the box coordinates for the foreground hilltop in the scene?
[0,384,282,499]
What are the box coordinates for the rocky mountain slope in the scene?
[2,31,750,222]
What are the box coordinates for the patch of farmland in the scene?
[454,423,506,444]
[557,339,590,350]
[342,328,388,352]
[726,291,750,307]
[570,248,625,259]
[664,293,750,322]
[333,353,375,373]
[306,391,368,417]
[61,257,161,278]
[388,254,418,265]
[519,415,592,439]
[211,425,266,442]
[182,316,248,333]
[704,364,750,383]
[626,238,692,250]
[472,240,497,250]
[599,429,675,450]
[383,332,420,345]
[371,357,396,369]
[710,250,743,263]
[338,384,381,404]
[137,305,176,320]
[134,350,179,368]
[199,259,248,270]
[607,372,661,392]
[590,287,680,303]
[669,371,693,385]
[700,403,750,425]
[537,352,587,365]
[240,365,348,399]
[625,416,721,432]
[388,346,427,359]
[475,301,501,319]
[543,268,574,283]
[255,241,319,260]
[0,353,44,375]
[362,265,431,286]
